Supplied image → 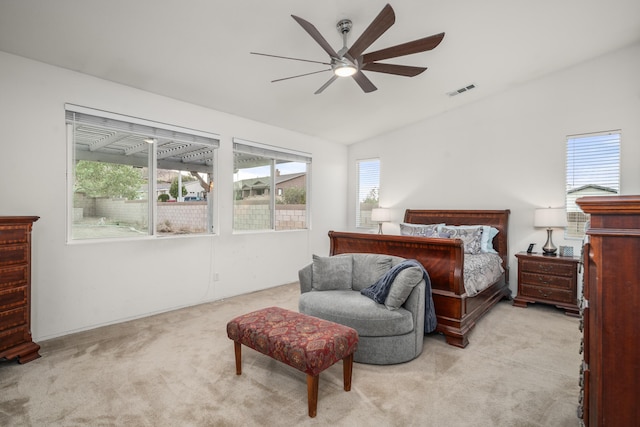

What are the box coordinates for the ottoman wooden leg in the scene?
[343,353,354,391]
[306,374,319,418]
[234,341,242,375]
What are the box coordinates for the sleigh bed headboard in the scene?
[403,209,510,270]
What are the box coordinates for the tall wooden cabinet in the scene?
[0,216,40,364]
[576,196,640,426]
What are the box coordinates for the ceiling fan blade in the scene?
[314,75,338,94]
[272,69,331,83]
[251,52,331,66]
[352,71,377,93]
[362,32,445,63]
[346,4,395,59]
[361,62,427,77]
[291,15,340,59]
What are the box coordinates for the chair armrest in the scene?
[298,264,313,293]
[403,280,426,336]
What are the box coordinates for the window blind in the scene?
[233,139,311,163]
[65,104,220,147]
[565,130,620,237]
[356,158,380,228]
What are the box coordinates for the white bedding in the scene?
[463,253,504,297]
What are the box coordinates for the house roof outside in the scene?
[567,184,618,194]
[236,172,306,188]
[567,184,618,212]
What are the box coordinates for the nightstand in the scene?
[513,252,580,316]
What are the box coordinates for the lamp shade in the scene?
[371,208,391,222]
[534,208,568,228]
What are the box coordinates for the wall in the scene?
[232,201,307,230]
[348,43,640,294]
[0,51,348,340]
[157,202,208,233]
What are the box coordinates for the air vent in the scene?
[447,83,476,97]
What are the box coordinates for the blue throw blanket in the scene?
[361,259,437,333]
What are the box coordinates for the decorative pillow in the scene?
[352,254,393,291]
[384,266,424,310]
[440,226,483,255]
[444,225,499,253]
[485,226,499,254]
[311,254,353,291]
[399,223,444,237]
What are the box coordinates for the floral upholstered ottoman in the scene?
[226,306,359,418]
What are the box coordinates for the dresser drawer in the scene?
[0,286,27,312]
[0,244,28,267]
[520,259,575,277]
[521,271,573,290]
[0,306,28,333]
[520,284,574,304]
[0,226,28,244]
[0,264,28,290]
[0,324,30,352]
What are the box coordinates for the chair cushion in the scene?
[311,254,352,291]
[299,291,414,337]
[384,266,424,310]
[351,254,393,291]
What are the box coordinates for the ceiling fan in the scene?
[251,3,445,94]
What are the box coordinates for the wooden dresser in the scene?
[513,252,580,316]
[0,216,40,364]
[576,196,640,426]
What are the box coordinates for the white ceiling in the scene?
[1,1,639,144]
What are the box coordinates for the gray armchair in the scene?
[298,253,426,365]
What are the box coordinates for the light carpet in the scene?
[0,282,581,426]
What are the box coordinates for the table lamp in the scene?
[534,207,568,256]
[371,208,391,234]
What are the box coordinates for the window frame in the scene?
[66,104,220,242]
[232,138,311,233]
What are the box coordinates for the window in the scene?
[66,104,219,240]
[356,158,380,229]
[233,139,310,231]
[566,131,620,238]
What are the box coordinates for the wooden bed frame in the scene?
[328,209,511,348]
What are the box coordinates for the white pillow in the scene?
[484,226,499,254]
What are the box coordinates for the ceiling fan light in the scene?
[333,63,357,77]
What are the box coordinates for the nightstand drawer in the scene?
[520,284,574,304]
[0,306,28,332]
[0,286,27,311]
[521,272,573,290]
[520,259,575,277]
